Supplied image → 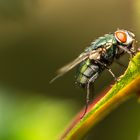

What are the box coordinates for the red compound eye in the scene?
[115,31,127,43]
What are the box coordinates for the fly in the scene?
[50,29,136,118]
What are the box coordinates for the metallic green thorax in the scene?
[76,34,118,86]
[85,34,117,51]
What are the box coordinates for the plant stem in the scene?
[61,52,140,140]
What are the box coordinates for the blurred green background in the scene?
[0,0,140,140]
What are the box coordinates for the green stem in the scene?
[61,52,140,140]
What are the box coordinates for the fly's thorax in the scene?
[87,34,117,51]
[85,34,118,65]
[102,44,117,63]
[76,59,101,87]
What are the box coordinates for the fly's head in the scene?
[114,29,136,54]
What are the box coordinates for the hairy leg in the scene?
[81,73,98,118]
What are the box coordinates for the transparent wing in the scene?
[50,49,101,83]
[50,52,89,83]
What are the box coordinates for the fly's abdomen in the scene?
[76,59,100,87]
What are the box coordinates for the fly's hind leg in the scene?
[81,73,98,119]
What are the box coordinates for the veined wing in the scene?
[50,52,89,83]
[50,49,102,83]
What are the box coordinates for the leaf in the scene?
[60,52,140,140]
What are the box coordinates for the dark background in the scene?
[0,0,140,140]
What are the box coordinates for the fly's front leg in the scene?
[118,45,137,66]
[118,45,135,58]
[95,60,118,82]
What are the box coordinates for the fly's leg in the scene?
[90,84,94,100]
[118,45,136,58]
[118,45,137,66]
[95,60,118,82]
[81,73,98,119]
[106,68,118,82]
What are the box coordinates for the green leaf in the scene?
[60,52,140,140]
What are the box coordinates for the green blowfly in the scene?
[50,29,136,117]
